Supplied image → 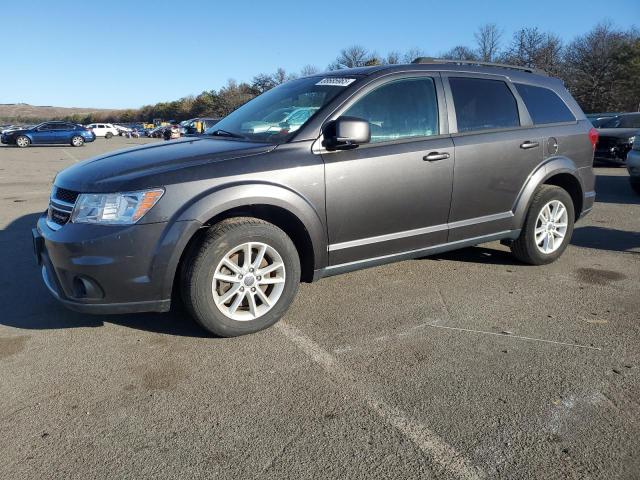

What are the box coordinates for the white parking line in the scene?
[62,149,79,162]
[276,321,486,480]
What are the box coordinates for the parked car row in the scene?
[589,112,640,165]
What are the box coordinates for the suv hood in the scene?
[596,128,640,139]
[55,137,275,192]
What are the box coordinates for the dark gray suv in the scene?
[33,59,597,336]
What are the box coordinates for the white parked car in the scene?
[86,123,120,139]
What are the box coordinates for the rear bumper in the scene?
[33,216,199,314]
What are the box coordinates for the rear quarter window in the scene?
[514,83,576,125]
[449,77,520,133]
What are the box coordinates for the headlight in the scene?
[71,188,164,225]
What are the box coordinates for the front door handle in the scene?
[520,141,540,150]
[423,152,450,161]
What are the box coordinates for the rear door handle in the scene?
[520,141,540,150]
[423,152,450,161]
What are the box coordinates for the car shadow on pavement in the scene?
[428,246,522,266]
[572,226,640,254]
[594,173,640,205]
[0,212,211,337]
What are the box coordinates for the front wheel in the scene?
[105,132,113,139]
[181,217,301,337]
[71,135,84,147]
[15,135,30,148]
[511,185,575,265]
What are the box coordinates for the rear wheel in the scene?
[15,135,30,148]
[181,217,301,337]
[511,185,575,265]
[105,132,113,139]
[70,135,84,147]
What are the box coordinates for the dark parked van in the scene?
[33,59,597,336]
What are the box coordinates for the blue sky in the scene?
[2,0,638,109]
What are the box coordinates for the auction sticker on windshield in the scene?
[316,78,356,87]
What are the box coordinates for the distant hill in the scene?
[0,103,124,123]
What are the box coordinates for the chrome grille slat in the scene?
[48,186,80,229]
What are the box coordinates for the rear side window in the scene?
[449,77,519,133]
[514,83,575,125]
[344,77,439,143]
[620,114,640,128]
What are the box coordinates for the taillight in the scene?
[588,127,599,150]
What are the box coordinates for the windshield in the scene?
[599,116,622,128]
[204,76,357,143]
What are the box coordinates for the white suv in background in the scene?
[86,123,120,138]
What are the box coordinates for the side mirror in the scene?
[323,116,370,150]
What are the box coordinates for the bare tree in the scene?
[300,64,319,76]
[564,23,640,112]
[475,23,502,62]
[328,45,374,69]
[501,27,563,74]
[403,47,426,63]
[384,51,401,64]
[441,45,478,61]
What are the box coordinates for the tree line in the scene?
[58,22,639,125]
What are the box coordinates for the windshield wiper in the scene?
[208,129,247,140]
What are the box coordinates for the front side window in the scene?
[344,77,439,143]
[449,77,520,133]
[205,76,354,143]
[514,83,575,125]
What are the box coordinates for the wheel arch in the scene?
[513,156,584,227]
[160,183,327,300]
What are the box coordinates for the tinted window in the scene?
[38,123,53,131]
[449,77,519,132]
[619,114,640,128]
[344,77,439,142]
[514,83,575,124]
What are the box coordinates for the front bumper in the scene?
[33,215,197,314]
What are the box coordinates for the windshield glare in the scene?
[204,76,356,143]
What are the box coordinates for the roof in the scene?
[320,58,555,85]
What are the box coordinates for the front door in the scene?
[322,75,454,266]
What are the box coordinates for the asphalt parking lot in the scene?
[1,137,639,479]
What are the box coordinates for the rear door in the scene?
[322,73,454,265]
[442,74,542,241]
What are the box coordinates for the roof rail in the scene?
[411,57,547,76]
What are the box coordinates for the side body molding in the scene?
[512,155,583,228]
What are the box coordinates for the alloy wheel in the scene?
[212,242,286,321]
[534,200,568,254]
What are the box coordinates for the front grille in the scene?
[49,208,70,226]
[54,187,79,204]
[47,186,79,229]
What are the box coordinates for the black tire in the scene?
[511,185,575,265]
[70,135,84,147]
[15,135,30,148]
[631,181,640,195]
[181,217,301,337]
[105,132,113,139]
